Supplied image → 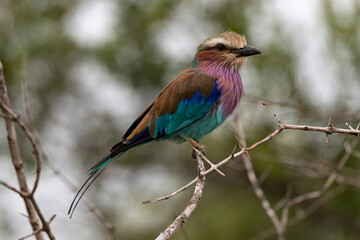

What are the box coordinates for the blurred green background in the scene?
[1,0,360,239]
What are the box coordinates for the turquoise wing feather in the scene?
[153,82,221,138]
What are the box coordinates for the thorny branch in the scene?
[146,103,359,239]
[250,185,348,240]
[248,138,359,240]
[286,139,358,207]
[236,123,285,240]
[2,57,360,240]
[147,112,359,204]
[242,149,286,239]
[155,147,206,240]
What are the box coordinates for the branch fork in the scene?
[155,146,206,240]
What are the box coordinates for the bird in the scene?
[68,31,260,217]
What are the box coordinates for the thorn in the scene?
[263,103,282,124]
[356,122,360,131]
[234,134,241,145]
[49,214,56,222]
[231,144,237,159]
[345,122,354,131]
[193,148,225,177]
[328,117,333,127]
[245,151,251,159]
[234,135,251,159]
[262,102,268,106]
[19,212,29,219]
[216,169,226,177]
[235,134,245,149]
[326,133,329,144]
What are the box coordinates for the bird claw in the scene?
[191,146,206,159]
[187,137,206,159]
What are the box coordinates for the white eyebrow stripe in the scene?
[205,38,231,47]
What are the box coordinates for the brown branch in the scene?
[250,185,347,240]
[143,148,223,204]
[0,101,56,239]
[286,139,358,207]
[19,214,56,240]
[146,113,359,204]
[242,151,285,239]
[247,117,358,240]
[144,104,359,240]
[0,179,23,196]
[17,59,117,239]
[28,123,118,239]
[155,147,206,240]
[200,150,226,176]
[0,112,8,118]
[281,123,360,136]
[270,138,360,189]
[235,124,285,240]
[0,60,45,240]
[143,177,198,204]
[0,103,41,195]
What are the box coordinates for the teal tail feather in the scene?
[68,134,154,218]
[68,155,118,218]
[68,142,129,218]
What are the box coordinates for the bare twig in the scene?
[0,103,41,195]
[18,60,117,239]
[243,153,285,239]
[145,104,359,240]
[271,143,360,191]
[197,148,225,177]
[0,60,45,240]
[280,187,292,228]
[143,178,198,204]
[0,112,8,118]
[143,147,217,204]
[155,147,206,240]
[281,123,360,136]
[146,107,359,204]
[235,125,285,240]
[248,121,358,240]
[19,214,56,240]
[250,185,347,240]
[286,138,358,207]
[0,179,23,196]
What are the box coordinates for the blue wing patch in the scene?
[153,80,221,138]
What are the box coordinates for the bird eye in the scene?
[216,44,226,50]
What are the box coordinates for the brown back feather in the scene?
[124,69,217,141]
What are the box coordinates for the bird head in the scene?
[192,31,261,70]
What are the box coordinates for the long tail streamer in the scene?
[68,158,116,218]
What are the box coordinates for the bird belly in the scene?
[166,101,226,143]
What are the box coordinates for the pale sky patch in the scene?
[63,0,118,48]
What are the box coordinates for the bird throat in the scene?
[198,62,244,116]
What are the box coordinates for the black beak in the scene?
[233,45,261,57]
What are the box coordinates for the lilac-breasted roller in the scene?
[69,31,260,217]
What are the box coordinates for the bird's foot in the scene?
[187,138,206,158]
